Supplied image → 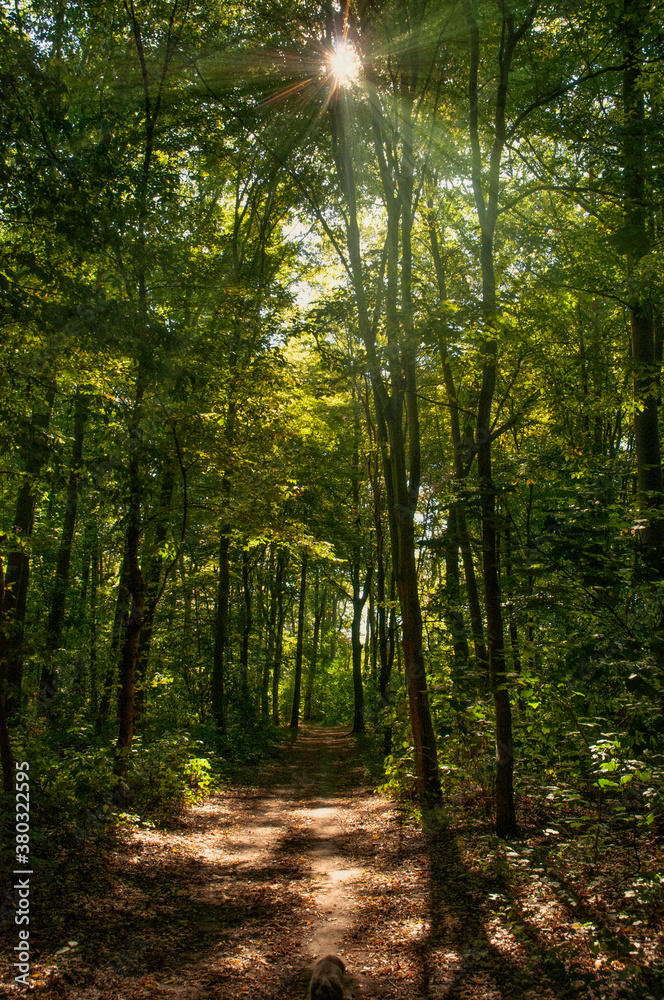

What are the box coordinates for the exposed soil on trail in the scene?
[2,726,408,1000]
[2,725,662,999]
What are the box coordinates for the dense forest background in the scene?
[1,0,664,880]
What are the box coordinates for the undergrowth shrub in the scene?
[128,733,221,822]
[4,721,224,851]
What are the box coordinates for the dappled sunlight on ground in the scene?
[1,726,661,998]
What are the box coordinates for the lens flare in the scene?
[328,39,360,88]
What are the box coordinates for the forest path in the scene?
[20,725,416,1000]
[5,725,601,1000]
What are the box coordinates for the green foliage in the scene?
[1,0,664,881]
[128,734,222,822]
[3,721,223,852]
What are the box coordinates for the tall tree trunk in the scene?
[428,201,487,679]
[239,546,252,714]
[504,518,521,677]
[382,575,397,756]
[350,406,371,734]
[622,0,664,577]
[272,547,288,724]
[115,379,145,781]
[89,533,99,718]
[329,59,441,804]
[212,391,236,733]
[98,541,130,726]
[350,561,372,734]
[367,585,377,722]
[304,573,325,722]
[329,592,338,662]
[350,584,365,734]
[180,553,194,705]
[134,465,175,723]
[458,510,488,677]
[290,548,308,730]
[444,504,470,681]
[393,471,440,800]
[75,524,94,628]
[262,544,277,719]
[212,526,230,734]
[465,0,525,837]
[41,390,89,703]
[4,389,54,717]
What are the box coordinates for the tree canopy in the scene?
[1,0,664,924]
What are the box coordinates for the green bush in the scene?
[128,733,222,821]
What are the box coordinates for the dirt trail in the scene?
[192,725,377,997]
[14,725,414,1000]
[5,724,645,1000]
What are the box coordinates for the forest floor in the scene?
[1,724,662,999]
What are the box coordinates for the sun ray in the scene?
[328,39,361,89]
[327,38,362,87]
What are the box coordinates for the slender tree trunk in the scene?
[329,592,337,662]
[350,562,372,734]
[115,380,145,780]
[382,575,397,756]
[212,390,236,732]
[239,546,252,714]
[444,504,470,679]
[367,586,377,722]
[212,526,230,734]
[478,344,517,837]
[351,588,366,734]
[465,0,522,837]
[4,390,54,716]
[134,465,175,723]
[111,0,187,790]
[89,533,99,717]
[76,524,94,628]
[394,487,440,800]
[290,549,309,730]
[458,510,488,675]
[272,547,288,724]
[329,76,441,804]
[622,0,664,576]
[262,544,277,719]
[41,391,89,703]
[349,406,371,734]
[428,203,487,679]
[180,553,194,703]
[304,574,325,722]
[504,519,521,676]
[98,542,130,726]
